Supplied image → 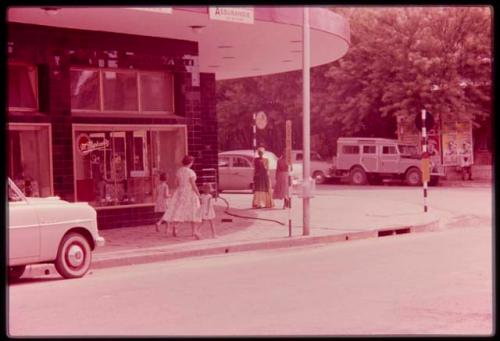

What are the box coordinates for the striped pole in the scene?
[253,112,257,157]
[421,109,428,213]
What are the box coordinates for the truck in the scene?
[329,137,445,186]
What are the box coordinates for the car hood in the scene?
[26,197,90,207]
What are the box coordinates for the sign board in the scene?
[76,133,110,156]
[209,7,254,24]
[255,111,267,130]
[415,111,435,130]
[285,120,292,164]
[127,7,172,14]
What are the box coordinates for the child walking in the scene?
[155,173,170,232]
[198,183,217,238]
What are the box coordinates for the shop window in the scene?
[73,125,186,208]
[8,124,53,197]
[140,73,174,112]
[8,63,38,110]
[70,67,174,114]
[70,69,100,110]
[103,71,139,111]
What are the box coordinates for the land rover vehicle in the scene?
[330,137,444,186]
[8,177,105,280]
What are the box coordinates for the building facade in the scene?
[7,22,218,229]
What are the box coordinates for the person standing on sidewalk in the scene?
[252,148,274,209]
[198,183,217,238]
[273,150,291,209]
[161,155,202,239]
[154,172,170,232]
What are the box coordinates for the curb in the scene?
[89,218,440,270]
[17,219,440,279]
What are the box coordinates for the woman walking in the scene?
[273,150,291,209]
[161,155,202,239]
[252,148,274,208]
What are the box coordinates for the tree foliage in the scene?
[216,6,492,156]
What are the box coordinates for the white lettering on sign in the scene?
[77,133,110,156]
[209,7,254,24]
[127,7,172,14]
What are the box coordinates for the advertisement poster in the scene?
[442,120,473,166]
[442,133,458,165]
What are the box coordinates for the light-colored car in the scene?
[7,177,105,280]
[291,150,332,184]
[218,150,278,192]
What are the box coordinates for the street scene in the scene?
[5,5,493,338]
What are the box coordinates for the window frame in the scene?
[70,66,175,115]
[8,61,39,112]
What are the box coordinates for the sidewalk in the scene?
[23,190,473,278]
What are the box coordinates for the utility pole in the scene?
[302,6,311,235]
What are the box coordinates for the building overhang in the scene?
[7,6,350,80]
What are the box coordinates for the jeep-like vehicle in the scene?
[330,137,445,186]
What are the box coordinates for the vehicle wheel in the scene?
[8,265,26,281]
[349,167,367,185]
[55,232,92,279]
[313,171,326,184]
[405,168,422,186]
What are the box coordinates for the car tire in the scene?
[8,265,26,281]
[405,168,422,186]
[313,171,326,184]
[55,232,92,279]
[349,167,367,185]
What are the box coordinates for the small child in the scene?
[155,173,170,232]
[198,183,217,238]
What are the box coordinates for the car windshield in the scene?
[398,144,419,156]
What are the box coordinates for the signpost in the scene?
[420,109,429,213]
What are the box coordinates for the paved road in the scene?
[7,222,492,336]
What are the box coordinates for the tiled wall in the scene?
[7,23,218,229]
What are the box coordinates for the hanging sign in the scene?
[209,7,254,24]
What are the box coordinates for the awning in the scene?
[7,6,350,80]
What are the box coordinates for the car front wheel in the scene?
[55,232,92,279]
[405,168,422,186]
[350,167,367,185]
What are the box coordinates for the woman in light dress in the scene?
[161,155,202,239]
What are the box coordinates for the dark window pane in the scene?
[140,73,174,112]
[103,71,138,111]
[70,70,100,110]
[8,64,37,109]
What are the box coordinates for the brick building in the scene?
[6,7,349,229]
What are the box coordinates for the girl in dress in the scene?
[161,155,202,239]
[198,183,217,239]
[155,173,170,232]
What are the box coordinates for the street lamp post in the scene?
[302,6,311,235]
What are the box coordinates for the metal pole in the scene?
[302,6,311,235]
[253,112,257,157]
[421,109,428,213]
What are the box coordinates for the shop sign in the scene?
[76,133,110,156]
[127,7,172,14]
[209,7,254,24]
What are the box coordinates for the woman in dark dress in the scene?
[252,148,274,208]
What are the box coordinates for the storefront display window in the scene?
[73,124,186,208]
[70,67,174,114]
[70,69,100,110]
[8,124,53,197]
[8,63,38,110]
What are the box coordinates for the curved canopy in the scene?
[7,6,350,80]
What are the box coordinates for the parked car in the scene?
[290,150,332,184]
[218,150,279,192]
[7,177,105,280]
[329,137,445,186]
